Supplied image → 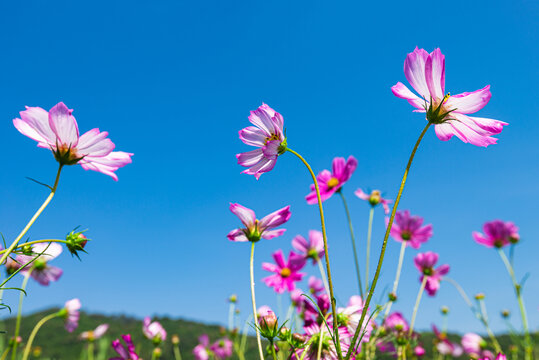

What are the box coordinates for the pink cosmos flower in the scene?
[473,220,520,248]
[392,47,507,147]
[462,333,495,359]
[237,103,286,179]
[21,243,63,286]
[481,355,507,360]
[338,296,372,344]
[210,338,233,360]
[436,341,463,357]
[384,312,409,332]
[227,203,291,242]
[293,323,350,360]
[14,102,133,180]
[262,250,306,293]
[414,252,450,296]
[5,253,32,276]
[111,334,140,360]
[308,276,325,295]
[193,334,211,360]
[354,189,392,215]
[292,230,325,264]
[389,210,433,249]
[63,298,81,332]
[415,346,426,357]
[143,317,167,342]
[79,324,109,341]
[305,156,358,204]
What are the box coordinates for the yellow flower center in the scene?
[264,133,280,145]
[280,267,291,277]
[327,177,339,189]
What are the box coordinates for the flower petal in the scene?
[391,82,426,110]
[229,203,256,228]
[14,106,56,147]
[404,47,430,98]
[445,86,491,114]
[425,48,445,100]
[77,129,115,157]
[48,102,79,146]
[239,126,267,147]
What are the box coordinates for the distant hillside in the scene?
[0,309,536,359]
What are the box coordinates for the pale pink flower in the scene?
[337,296,372,343]
[210,338,233,359]
[21,243,63,286]
[262,250,305,293]
[462,333,494,359]
[79,324,109,341]
[142,317,167,342]
[237,103,286,179]
[63,298,81,332]
[13,102,132,180]
[111,334,140,360]
[308,276,325,295]
[354,188,392,214]
[293,323,350,360]
[193,335,211,360]
[384,312,409,332]
[291,230,325,264]
[305,156,358,204]
[227,203,291,242]
[389,210,433,249]
[414,252,450,296]
[392,47,507,147]
[473,220,520,248]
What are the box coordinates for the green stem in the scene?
[345,122,431,360]
[0,239,69,256]
[11,268,33,360]
[383,241,407,319]
[249,242,264,360]
[338,191,363,298]
[408,276,427,336]
[287,148,342,359]
[365,207,374,293]
[87,341,94,360]
[228,302,235,331]
[497,249,532,358]
[21,312,59,360]
[316,259,330,296]
[317,327,324,360]
[0,348,9,360]
[0,165,63,269]
[269,340,278,360]
[477,298,502,354]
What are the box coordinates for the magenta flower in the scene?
[210,338,233,360]
[384,312,409,332]
[14,102,133,180]
[461,333,495,359]
[21,243,63,286]
[142,317,167,342]
[111,334,140,360]
[354,188,392,215]
[227,203,291,242]
[193,335,211,360]
[292,230,325,264]
[62,298,81,333]
[308,276,325,295]
[262,250,306,293]
[473,220,520,248]
[305,156,358,204]
[237,103,286,179]
[5,253,32,276]
[79,324,109,341]
[414,252,450,296]
[392,47,507,147]
[389,210,433,249]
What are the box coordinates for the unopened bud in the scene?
[292,333,306,344]
[228,294,237,303]
[259,311,278,333]
[509,234,520,244]
[153,347,162,358]
[32,346,42,357]
[414,346,425,357]
[388,292,397,302]
[501,309,510,318]
[474,293,485,300]
[440,306,449,315]
[172,335,180,345]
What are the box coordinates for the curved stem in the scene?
[0,165,63,268]
[497,249,532,358]
[0,239,69,256]
[249,242,264,360]
[338,191,363,298]
[11,269,33,360]
[477,298,502,354]
[345,122,431,360]
[0,348,9,360]
[21,312,59,360]
[287,148,342,358]
[383,241,407,319]
[316,259,330,296]
[365,207,374,293]
[408,276,427,336]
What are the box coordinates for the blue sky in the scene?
[0,0,537,335]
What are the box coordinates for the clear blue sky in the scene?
[0,0,537,335]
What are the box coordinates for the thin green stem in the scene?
[338,191,363,298]
[287,148,342,359]
[0,165,63,269]
[316,259,330,296]
[269,340,278,360]
[11,268,33,360]
[408,276,427,337]
[383,241,407,319]
[240,315,252,355]
[477,298,502,354]
[21,312,59,360]
[317,327,324,360]
[249,242,264,360]
[0,239,69,256]
[228,302,235,331]
[345,122,431,360]
[0,348,9,360]
[497,249,532,358]
[87,342,94,360]
[365,207,374,293]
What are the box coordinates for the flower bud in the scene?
[152,347,162,358]
[474,293,485,300]
[228,294,237,303]
[369,190,381,206]
[501,309,510,318]
[292,333,306,344]
[66,230,89,258]
[414,346,426,357]
[440,306,449,315]
[259,311,278,334]
[22,245,33,255]
[172,335,180,345]
[388,292,397,302]
[32,346,42,357]
[9,336,22,346]
[509,234,520,244]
